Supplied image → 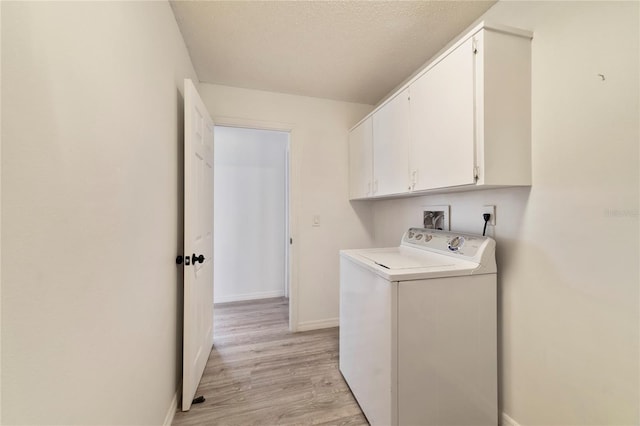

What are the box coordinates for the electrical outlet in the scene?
[482,205,496,226]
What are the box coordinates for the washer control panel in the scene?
[402,228,487,258]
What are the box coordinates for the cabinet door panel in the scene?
[410,38,475,190]
[348,117,373,199]
[373,89,410,196]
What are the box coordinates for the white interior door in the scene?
[182,78,214,411]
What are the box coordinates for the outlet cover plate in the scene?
[482,205,496,226]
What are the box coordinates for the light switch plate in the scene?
[312,215,320,227]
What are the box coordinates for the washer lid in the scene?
[359,251,455,270]
[341,246,488,281]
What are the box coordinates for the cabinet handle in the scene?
[373,179,378,194]
[367,182,371,196]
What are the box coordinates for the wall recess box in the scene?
[422,205,450,230]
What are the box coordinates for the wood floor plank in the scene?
[172,297,367,426]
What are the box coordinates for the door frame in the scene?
[212,116,299,332]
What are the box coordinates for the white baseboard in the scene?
[214,290,284,304]
[163,388,179,426]
[296,317,339,332]
[501,412,521,426]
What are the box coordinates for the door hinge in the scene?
[290,237,293,245]
[473,166,480,181]
[472,39,478,55]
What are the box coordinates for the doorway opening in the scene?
[212,125,292,332]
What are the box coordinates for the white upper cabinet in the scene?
[347,22,533,200]
[348,116,373,199]
[372,88,410,196]
[409,38,476,191]
[474,29,532,187]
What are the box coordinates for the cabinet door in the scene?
[373,89,410,196]
[409,38,475,191]
[348,117,373,199]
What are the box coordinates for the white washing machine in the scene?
[339,228,497,426]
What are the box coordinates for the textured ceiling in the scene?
[170,1,496,105]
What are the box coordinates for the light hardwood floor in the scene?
[172,297,368,426]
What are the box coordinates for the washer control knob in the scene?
[448,236,465,251]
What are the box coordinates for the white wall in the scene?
[213,126,288,303]
[371,2,639,425]
[1,2,198,424]
[200,84,375,330]
[0,2,3,420]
